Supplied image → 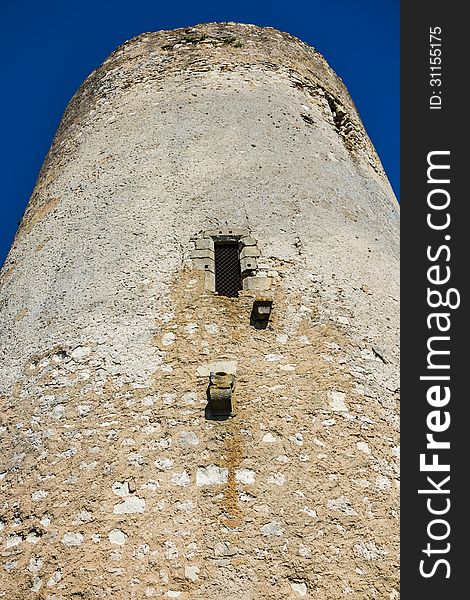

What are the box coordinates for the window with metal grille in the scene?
[214,242,242,297]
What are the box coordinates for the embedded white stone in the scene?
[267,473,286,486]
[178,431,199,447]
[134,544,150,559]
[215,541,237,556]
[113,496,146,514]
[71,346,91,360]
[109,529,127,545]
[298,544,311,558]
[185,323,199,334]
[61,532,84,547]
[260,521,284,536]
[171,471,191,487]
[264,353,284,362]
[141,480,159,491]
[163,393,176,405]
[6,535,22,548]
[235,469,255,484]
[77,404,91,416]
[196,465,228,486]
[185,565,200,582]
[155,458,174,470]
[162,332,176,346]
[167,592,182,599]
[262,433,276,443]
[205,323,219,334]
[3,560,17,572]
[354,540,387,560]
[80,461,97,471]
[290,583,307,597]
[47,570,62,586]
[32,490,48,501]
[303,506,317,517]
[28,557,44,573]
[40,515,51,527]
[74,510,93,524]
[357,442,371,454]
[196,360,237,376]
[181,391,197,405]
[176,500,194,513]
[376,475,391,491]
[327,496,358,516]
[330,391,348,412]
[31,576,42,592]
[112,481,130,497]
[128,453,145,466]
[290,582,307,596]
[290,432,304,445]
[51,404,65,419]
[26,532,40,544]
[279,363,296,371]
[164,540,178,559]
[185,542,197,559]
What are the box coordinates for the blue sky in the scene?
[1,0,399,268]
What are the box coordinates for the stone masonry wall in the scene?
[0,23,399,599]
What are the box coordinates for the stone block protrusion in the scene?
[207,371,235,419]
[204,271,215,290]
[250,297,274,329]
[240,246,261,259]
[252,298,273,321]
[191,258,215,272]
[194,238,214,251]
[243,276,272,291]
[191,248,215,260]
[240,256,258,272]
[238,236,257,248]
[203,227,248,239]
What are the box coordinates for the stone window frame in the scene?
[190,228,272,293]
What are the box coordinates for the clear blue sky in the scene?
[1,0,399,268]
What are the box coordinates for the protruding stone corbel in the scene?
[207,371,235,419]
[250,297,273,329]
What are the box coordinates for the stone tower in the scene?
[0,23,399,599]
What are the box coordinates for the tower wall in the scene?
[0,23,399,599]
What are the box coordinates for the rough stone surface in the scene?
[0,22,398,599]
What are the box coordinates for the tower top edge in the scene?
[102,22,354,111]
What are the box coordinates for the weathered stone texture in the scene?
[0,23,399,599]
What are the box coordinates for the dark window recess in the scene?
[214,242,242,297]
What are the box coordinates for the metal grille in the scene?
[214,242,242,297]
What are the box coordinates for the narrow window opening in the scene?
[214,242,242,297]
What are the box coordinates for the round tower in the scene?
[0,23,399,599]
